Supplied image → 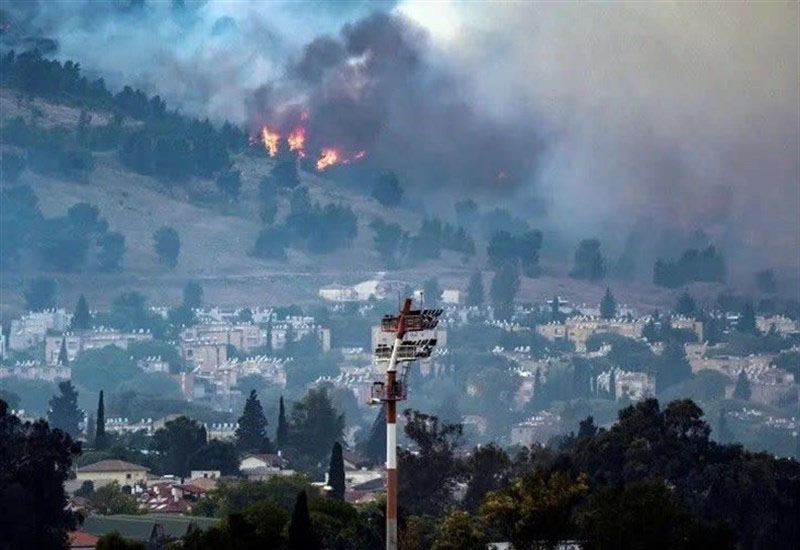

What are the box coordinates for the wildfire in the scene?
[316,148,340,171]
[287,127,306,157]
[261,126,280,157]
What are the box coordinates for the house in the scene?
[0,361,70,382]
[68,531,99,549]
[9,309,72,351]
[511,412,562,446]
[44,329,152,365]
[342,449,371,470]
[76,460,149,487]
[239,453,293,480]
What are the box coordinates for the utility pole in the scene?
[372,298,442,550]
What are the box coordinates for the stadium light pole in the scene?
[373,297,442,550]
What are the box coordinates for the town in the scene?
[2,273,798,547]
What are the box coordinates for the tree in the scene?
[465,271,484,307]
[271,158,300,189]
[399,410,463,516]
[235,390,271,454]
[95,390,108,450]
[570,238,606,281]
[675,289,696,316]
[733,370,751,401]
[370,218,403,266]
[276,395,289,450]
[97,231,125,271]
[432,510,487,550]
[151,416,207,477]
[183,281,204,309]
[737,301,758,334]
[423,277,442,306]
[153,226,180,268]
[90,481,140,515]
[72,294,92,330]
[360,406,386,466]
[755,269,777,294]
[288,490,319,550]
[24,276,56,311]
[599,287,617,319]
[72,346,139,393]
[482,470,588,548]
[251,225,288,260]
[327,442,345,501]
[0,400,81,549]
[187,440,240,476]
[656,340,692,393]
[47,381,83,438]
[290,388,345,466]
[463,443,510,512]
[215,169,242,199]
[490,261,520,320]
[57,337,69,366]
[372,171,404,207]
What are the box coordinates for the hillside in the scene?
[0,88,704,316]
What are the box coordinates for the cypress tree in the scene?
[276,395,288,449]
[465,271,484,307]
[328,442,345,501]
[47,381,83,438]
[609,369,617,401]
[737,301,758,334]
[72,294,91,330]
[733,370,752,401]
[288,490,319,550]
[57,337,69,366]
[235,389,270,453]
[94,390,108,450]
[600,287,617,319]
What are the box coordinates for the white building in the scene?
[9,309,72,351]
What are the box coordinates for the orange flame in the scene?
[288,127,306,157]
[261,126,280,157]
[316,148,340,171]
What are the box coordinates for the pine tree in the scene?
[235,389,270,453]
[465,271,484,307]
[674,289,696,317]
[550,295,561,322]
[737,301,758,334]
[95,390,108,450]
[600,287,617,319]
[57,338,69,366]
[276,395,288,450]
[656,340,692,393]
[288,490,319,550]
[328,442,345,501]
[72,294,91,330]
[733,370,751,401]
[532,367,545,410]
[47,381,83,438]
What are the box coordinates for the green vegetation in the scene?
[654,245,726,287]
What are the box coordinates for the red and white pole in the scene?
[385,298,410,550]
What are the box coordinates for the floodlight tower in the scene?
[372,298,442,550]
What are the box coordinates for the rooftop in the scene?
[77,460,148,473]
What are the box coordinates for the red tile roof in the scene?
[68,531,99,549]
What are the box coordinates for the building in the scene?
[76,460,149,487]
[319,285,359,302]
[441,289,461,305]
[756,315,799,336]
[0,361,70,382]
[596,369,655,401]
[9,309,72,351]
[239,453,293,480]
[511,412,562,446]
[180,339,227,369]
[138,356,170,374]
[270,316,331,352]
[44,328,152,365]
[181,323,267,353]
[748,368,798,406]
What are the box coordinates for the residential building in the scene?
[511,412,562,446]
[596,369,655,401]
[181,323,267,353]
[76,460,149,487]
[44,328,152,365]
[756,315,799,336]
[9,309,72,351]
[0,361,70,382]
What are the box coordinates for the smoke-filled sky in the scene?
[4,0,799,275]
